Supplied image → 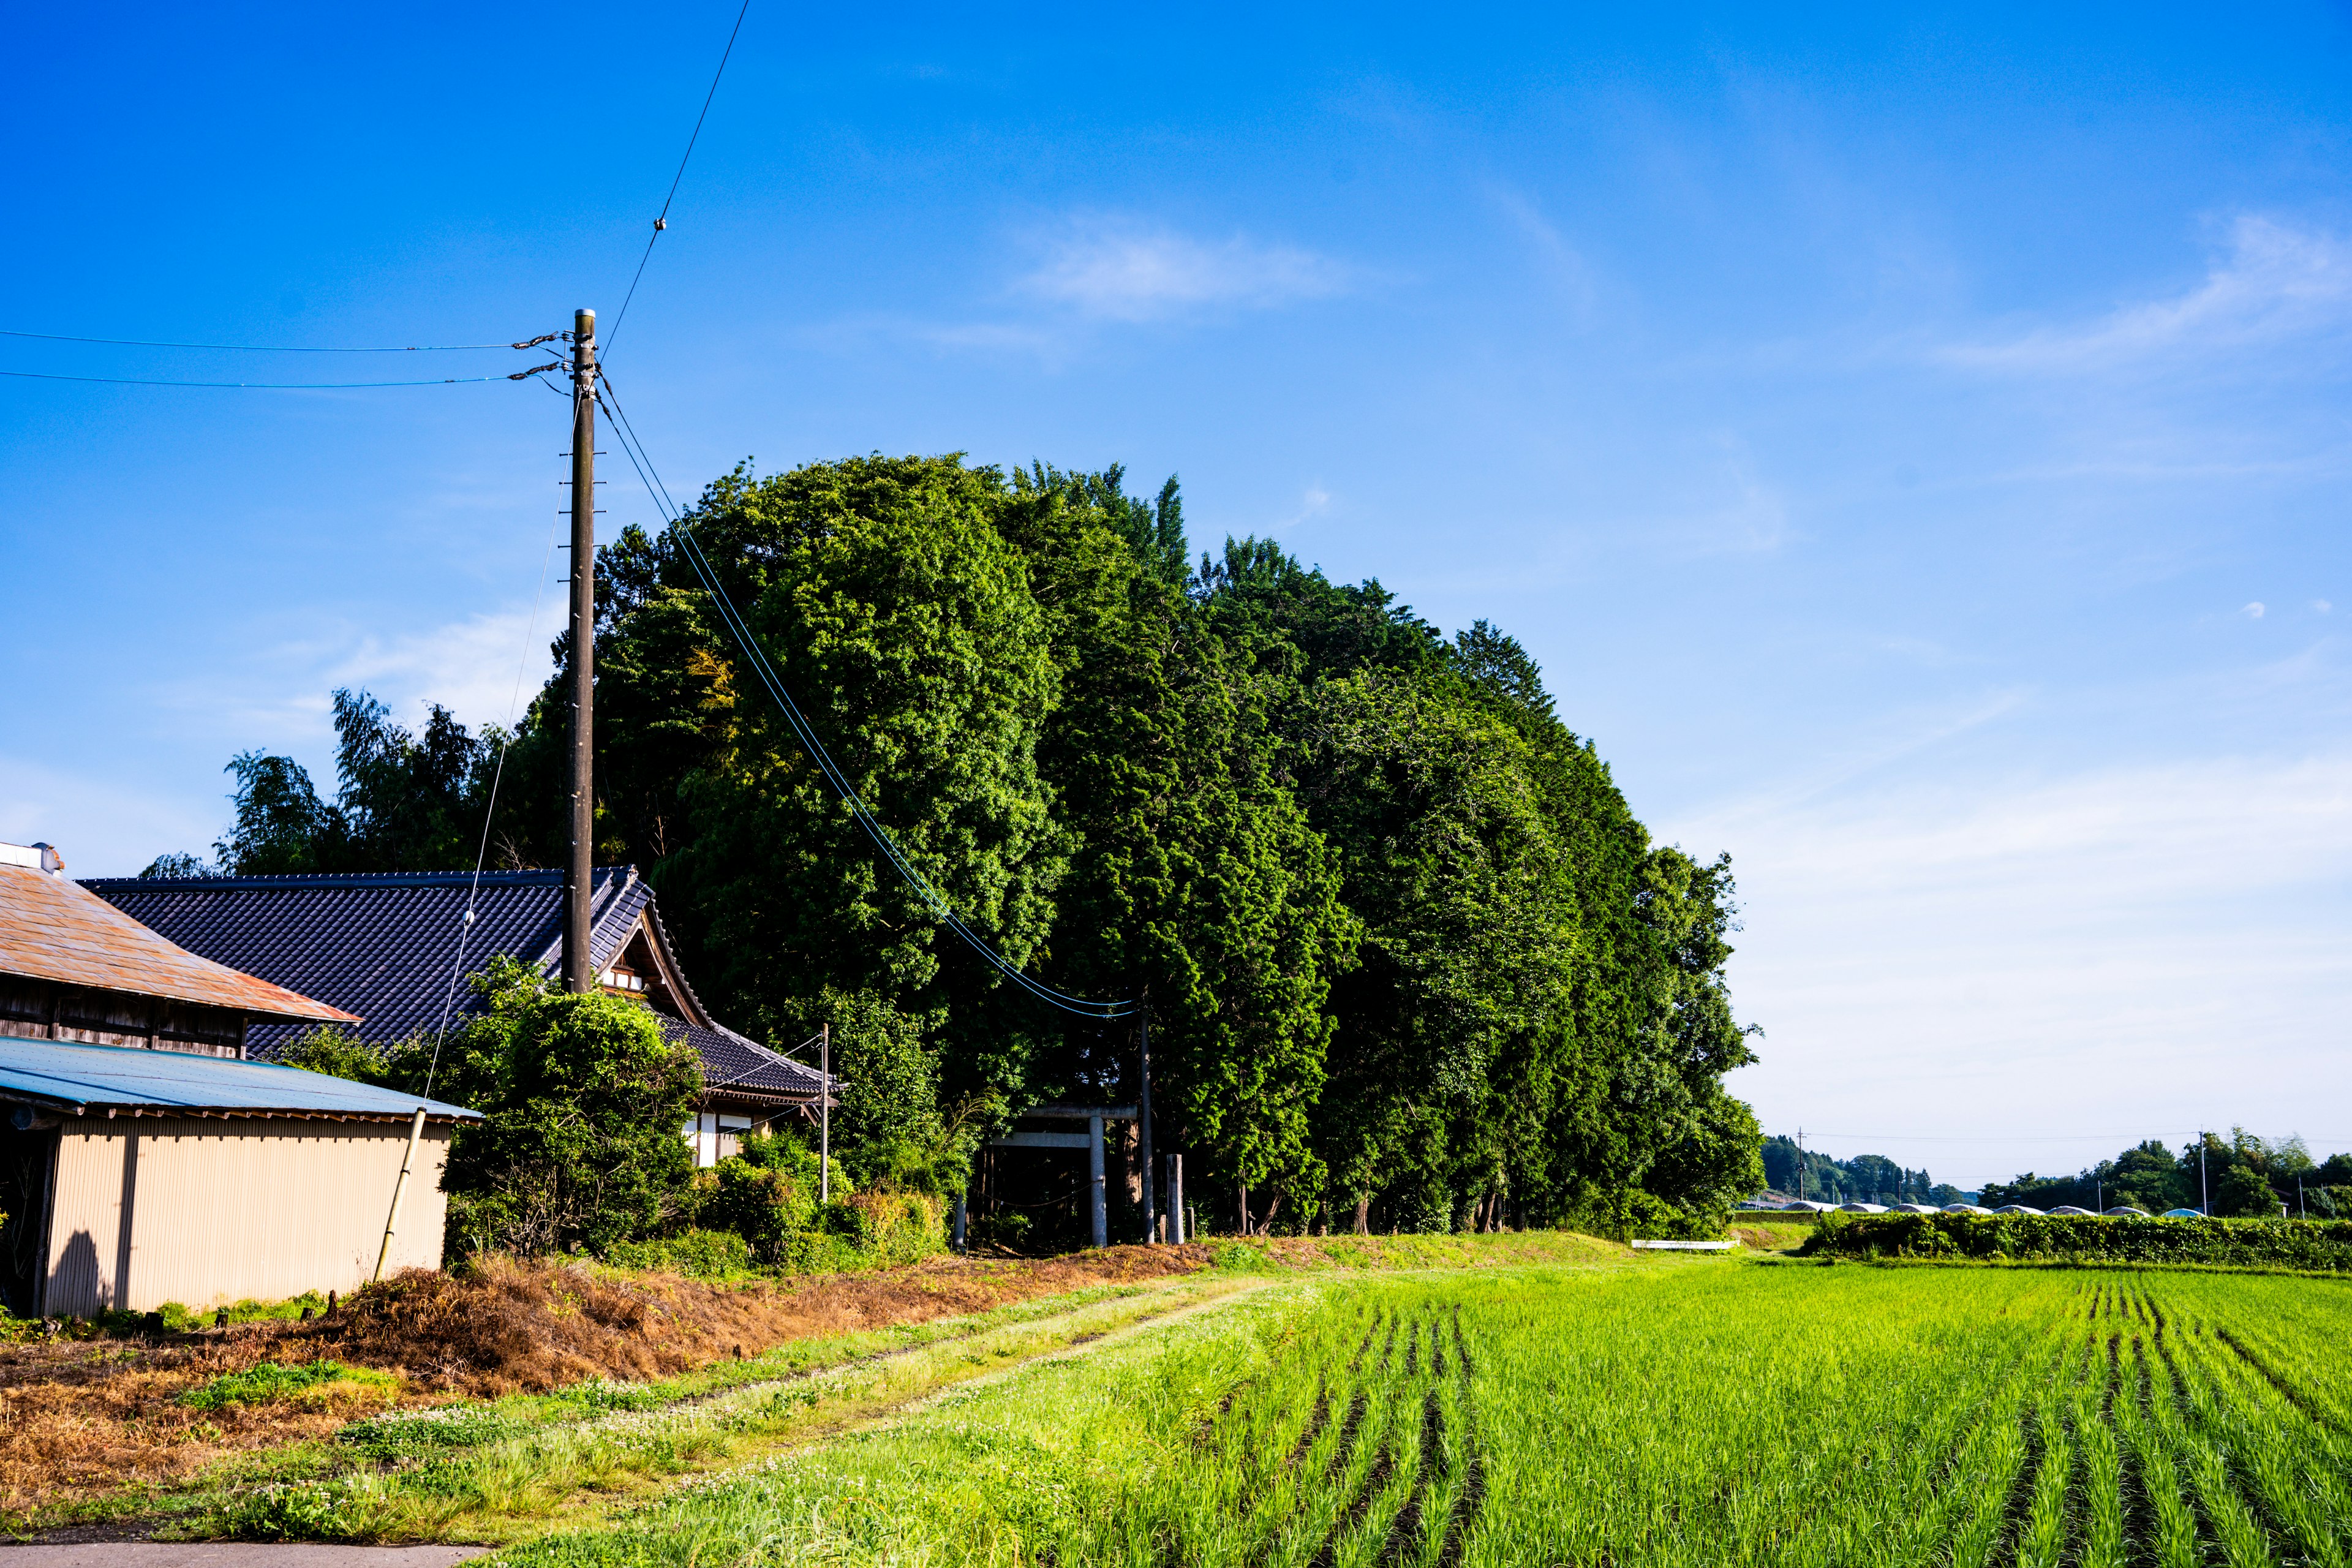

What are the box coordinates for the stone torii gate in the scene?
[988,1104,1134,1250]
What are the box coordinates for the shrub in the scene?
[439,958,706,1257]
[1803,1212,2352,1269]
[601,1228,759,1279]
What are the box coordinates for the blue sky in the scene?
[4,4,2348,1185]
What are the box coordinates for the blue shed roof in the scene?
[0,1033,480,1122]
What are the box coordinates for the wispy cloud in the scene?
[1274,484,1332,533]
[151,602,556,756]
[1940,215,2352,374]
[1485,183,1596,318]
[1013,217,1353,323]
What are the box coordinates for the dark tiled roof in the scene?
[0,866,356,1022]
[663,1017,829,1104]
[81,869,825,1106]
[83,868,640,1053]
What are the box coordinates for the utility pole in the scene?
[1797,1127,1805,1204]
[562,307,598,993]
[820,1022,830,1205]
[2198,1133,2209,1216]
[1137,997,1156,1243]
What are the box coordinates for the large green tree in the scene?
[168,453,1768,1242]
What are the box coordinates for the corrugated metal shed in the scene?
[0,1034,478,1122]
[42,1115,454,1313]
[0,866,356,1023]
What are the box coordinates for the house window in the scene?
[599,966,647,994]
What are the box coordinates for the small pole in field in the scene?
[373,1106,429,1283]
[1088,1113,1107,1249]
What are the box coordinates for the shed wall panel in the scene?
[43,1119,451,1314]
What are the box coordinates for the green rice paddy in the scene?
[509,1258,2352,1567]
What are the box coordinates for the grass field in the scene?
[505,1258,2352,1568]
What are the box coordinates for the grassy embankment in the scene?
[508,1261,2352,1568]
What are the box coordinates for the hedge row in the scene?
[1801,1212,2352,1268]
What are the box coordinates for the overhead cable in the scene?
[605,0,754,355]
[0,369,539,389]
[592,371,1135,1019]
[0,328,554,353]
[422,505,566,1099]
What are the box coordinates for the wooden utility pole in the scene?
[820,1022,830,1204]
[563,308,598,992]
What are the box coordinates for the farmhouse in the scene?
[0,841,477,1315]
[86,865,828,1165]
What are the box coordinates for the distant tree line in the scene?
[1979,1131,2352,1218]
[152,455,1766,1242]
[1759,1137,1966,1207]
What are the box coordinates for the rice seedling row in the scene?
[503,1262,2352,1568]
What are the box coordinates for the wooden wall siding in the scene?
[0,975,244,1057]
[42,1118,451,1316]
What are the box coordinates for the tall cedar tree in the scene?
[168,454,1762,1237]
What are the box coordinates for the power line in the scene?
[0,328,552,353]
[592,369,1135,1019]
[422,503,566,1099]
[605,0,754,355]
[0,368,554,390]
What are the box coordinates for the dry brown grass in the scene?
[0,1244,1208,1523]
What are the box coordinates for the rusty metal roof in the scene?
[0,866,356,1022]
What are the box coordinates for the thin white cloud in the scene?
[150,602,556,756]
[2245,601,2267,619]
[1275,484,1332,533]
[1485,183,1597,318]
[1941,214,2352,374]
[325,604,556,737]
[1015,218,1352,323]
